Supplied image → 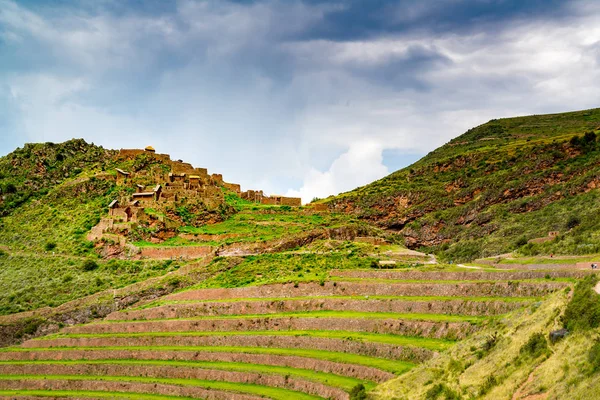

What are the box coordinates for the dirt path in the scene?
[457,264,482,270]
[512,365,548,400]
[594,281,600,294]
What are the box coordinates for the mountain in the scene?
[328,108,600,262]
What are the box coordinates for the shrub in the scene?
[44,241,57,251]
[515,236,528,248]
[566,215,581,230]
[480,375,498,395]
[349,384,367,400]
[588,341,600,372]
[563,275,600,331]
[520,332,549,358]
[82,259,99,271]
[425,383,461,400]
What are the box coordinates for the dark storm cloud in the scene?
[289,0,576,40]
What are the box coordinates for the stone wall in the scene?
[330,269,594,281]
[0,364,347,400]
[0,349,394,382]
[166,280,568,301]
[0,379,265,400]
[64,317,475,339]
[223,182,241,193]
[26,335,434,363]
[139,246,214,260]
[106,297,526,321]
[355,236,388,245]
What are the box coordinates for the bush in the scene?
[44,241,57,251]
[425,383,461,400]
[566,215,581,230]
[520,332,549,358]
[349,384,367,400]
[82,259,99,271]
[515,236,528,248]
[588,341,600,372]
[563,275,600,331]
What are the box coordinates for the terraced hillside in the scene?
[0,266,587,400]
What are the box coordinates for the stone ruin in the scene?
[89,146,303,248]
[114,146,301,208]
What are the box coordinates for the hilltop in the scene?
[327,108,600,262]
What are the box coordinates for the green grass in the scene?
[189,252,378,289]
[0,360,371,391]
[0,390,198,399]
[0,375,323,400]
[0,254,179,315]
[2,346,415,374]
[135,294,538,310]
[38,330,455,351]
[96,310,486,324]
[170,208,358,247]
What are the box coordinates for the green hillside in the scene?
[3,109,600,400]
[328,108,600,262]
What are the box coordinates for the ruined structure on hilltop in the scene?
[240,189,302,207]
[88,147,302,247]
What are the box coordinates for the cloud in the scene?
[286,140,389,203]
[0,0,600,202]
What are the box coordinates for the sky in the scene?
[1,0,600,203]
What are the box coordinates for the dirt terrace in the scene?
[107,298,528,321]
[165,281,567,301]
[329,270,594,280]
[62,317,476,339]
[0,379,265,400]
[0,364,347,400]
[0,349,395,382]
[25,335,434,363]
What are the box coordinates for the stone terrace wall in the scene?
[166,281,568,301]
[0,364,347,400]
[0,349,394,382]
[139,246,214,260]
[26,335,434,363]
[330,270,595,281]
[64,317,475,339]
[108,298,527,321]
[0,379,265,400]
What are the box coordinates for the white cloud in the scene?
[286,140,388,203]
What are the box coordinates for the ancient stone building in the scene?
[115,168,130,185]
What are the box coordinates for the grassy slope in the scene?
[328,108,600,261]
[372,276,600,399]
[0,141,185,315]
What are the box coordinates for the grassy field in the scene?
[0,254,179,315]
